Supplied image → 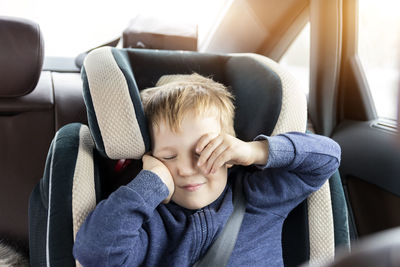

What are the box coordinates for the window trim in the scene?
[340,0,398,123]
[262,6,309,62]
[337,0,378,123]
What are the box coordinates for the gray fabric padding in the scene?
[83,47,146,159]
[308,183,334,266]
[81,66,107,158]
[71,125,96,267]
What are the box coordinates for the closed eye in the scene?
[162,155,176,160]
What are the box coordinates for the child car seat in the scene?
[29,47,349,266]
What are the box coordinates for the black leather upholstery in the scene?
[0,17,87,256]
[0,15,51,251]
[0,16,44,98]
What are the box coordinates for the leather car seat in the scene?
[0,15,88,259]
[0,16,51,255]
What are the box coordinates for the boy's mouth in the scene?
[181,183,205,192]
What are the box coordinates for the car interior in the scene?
[28,44,350,266]
[1,0,400,266]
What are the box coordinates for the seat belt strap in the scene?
[194,174,246,267]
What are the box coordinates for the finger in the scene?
[205,143,229,173]
[142,151,153,161]
[142,154,154,169]
[210,149,231,173]
[196,133,219,154]
[197,135,223,166]
[142,154,149,162]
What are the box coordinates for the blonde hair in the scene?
[140,73,235,136]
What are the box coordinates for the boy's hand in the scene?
[196,133,269,174]
[142,154,174,203]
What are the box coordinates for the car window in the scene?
[357,0,400,121]
[1,0,231,57]
[279,22,310,96]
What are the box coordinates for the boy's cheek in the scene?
[155,160,175,177]
[206,166,228,180]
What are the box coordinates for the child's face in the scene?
[152,113,228,210]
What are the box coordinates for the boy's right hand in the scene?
[142,154,174,203]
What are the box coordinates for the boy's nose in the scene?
[177,157,197,177]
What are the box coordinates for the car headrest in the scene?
[0,16,44,98]
[82,47,151,159]
[82,47,307,159]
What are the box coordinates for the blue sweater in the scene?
[73,132,341,266]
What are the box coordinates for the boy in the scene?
[73,73,341,266]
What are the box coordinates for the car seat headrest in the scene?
[82,47,307,159]
[0,16,44,98]
[82,47,151,159]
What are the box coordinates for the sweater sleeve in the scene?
[243,132,341,217]
[73,170,169,267]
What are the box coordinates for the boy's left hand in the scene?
[196,133,269,174]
